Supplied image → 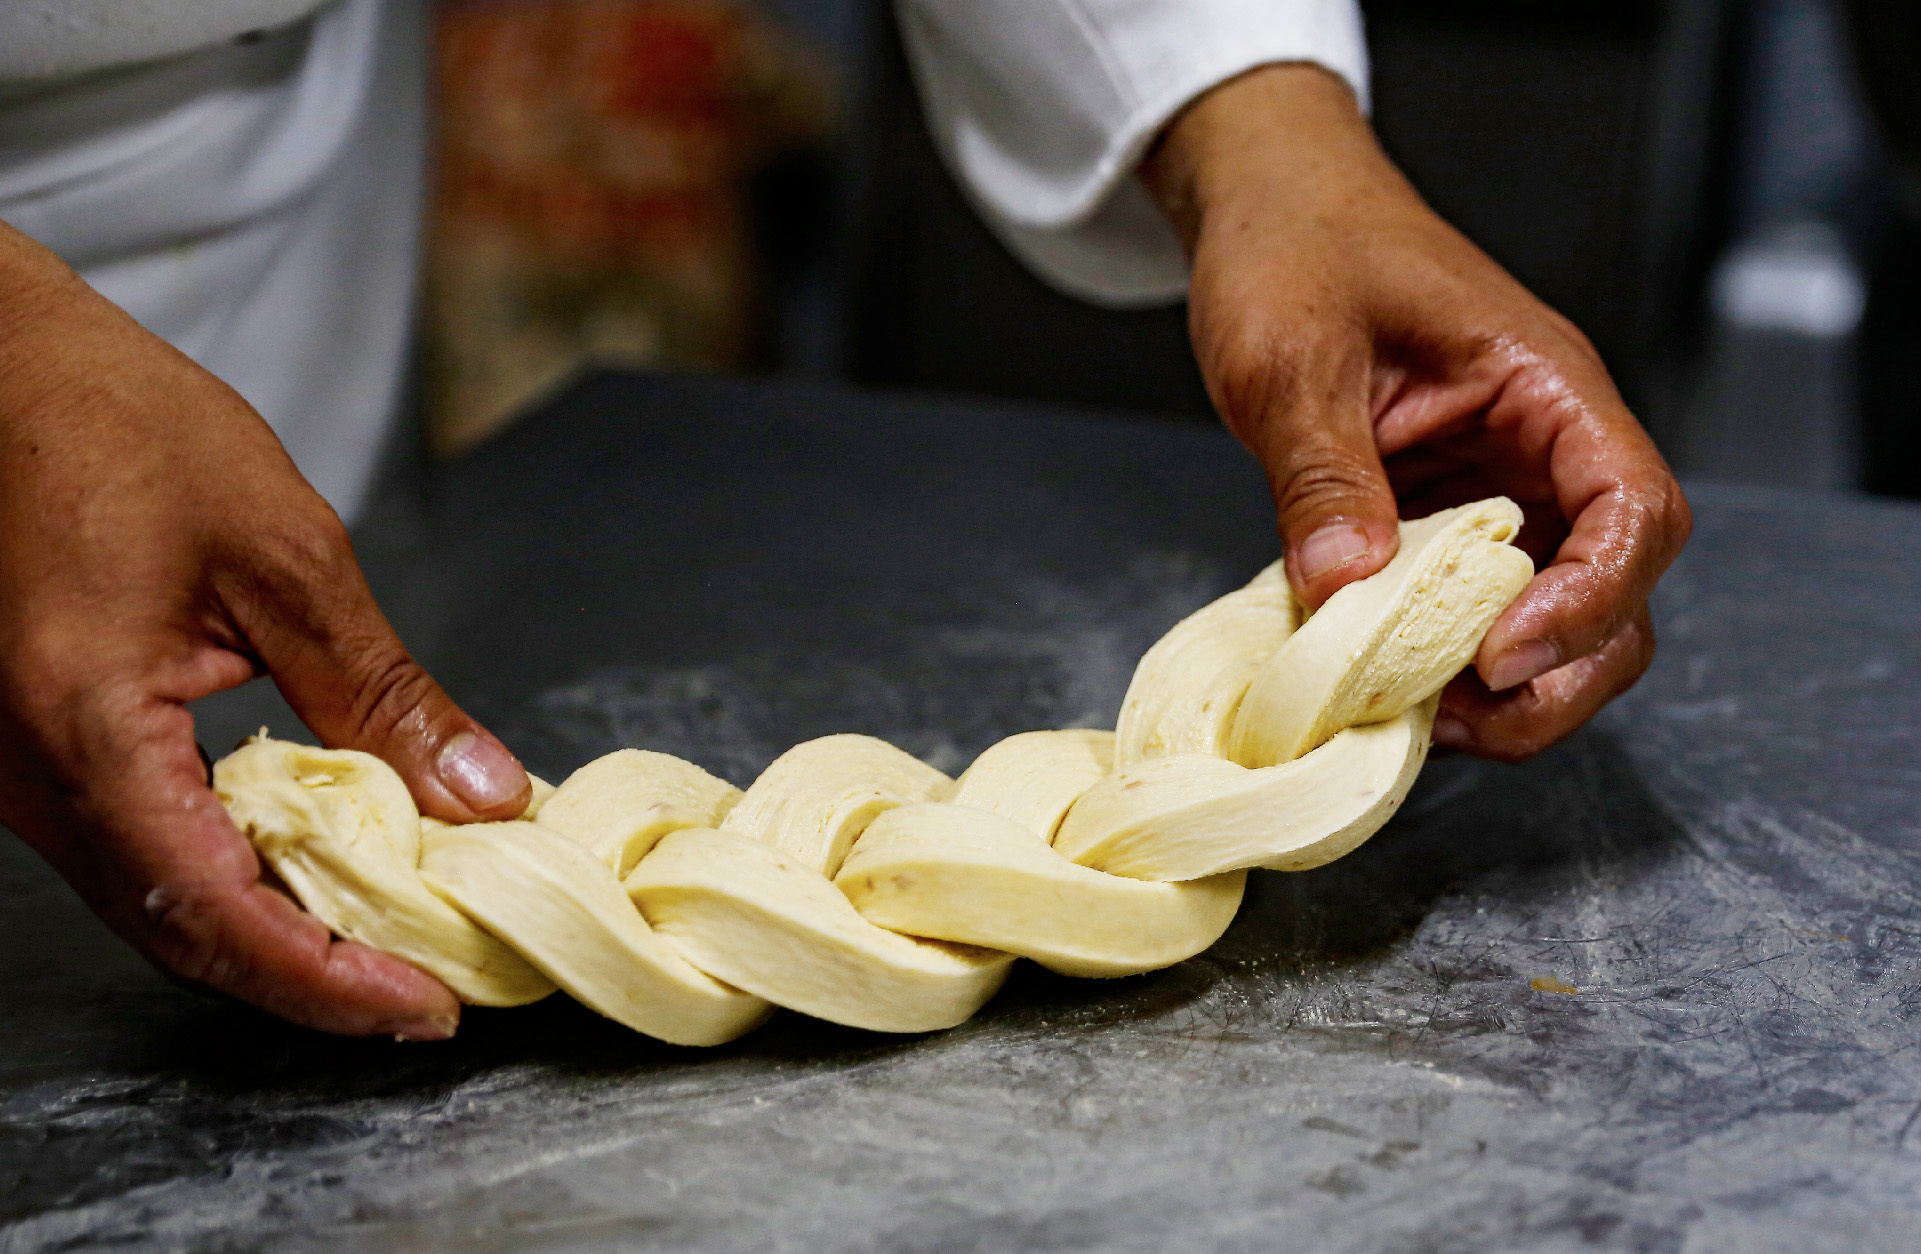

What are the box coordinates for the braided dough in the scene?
[214,498,1532,1044]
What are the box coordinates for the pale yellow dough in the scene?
[949,728,1114,839]
[420,821,770,1046]
[625,826,1011,1033]
[214,497,1533,1046]
[1054,701,1436,879]
[537,749,741,875]
[1229,497,1533,766]
[837,802,1246,978]
[720,733,952,876]
[622,733,1010,1033]
[838,729,1246,976]
[1114,562,1297,766]
[214,740,554,1007]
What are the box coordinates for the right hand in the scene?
[1141,64,1690,762]
[0,221,531,1039]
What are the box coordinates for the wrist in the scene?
[1141,62,1402,253]
[0,219,88,314]
[0,222,103,411]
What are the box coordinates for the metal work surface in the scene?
[5,376,1921,1252]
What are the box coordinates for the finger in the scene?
[1435,605,1655,762]
[144,878,462,1039]
[222,516,529,821]
[21,690,461,1038]
[1205,315,1401,609]
[1471,358,1691,692]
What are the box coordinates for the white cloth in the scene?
[0,1,334,81]
[895,0,1369,307]
[0,0,1364,518]
[0,0,423,523]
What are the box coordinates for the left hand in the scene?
[1141,63,1691,762]
[0,221,532,1039]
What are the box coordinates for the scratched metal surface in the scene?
[5,375,1921,1253]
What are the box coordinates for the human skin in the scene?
[0,61,1688,1038]
[1141,63,1691,761]
[0,222,530,1040]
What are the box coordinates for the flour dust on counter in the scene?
[7,377,1921,1251]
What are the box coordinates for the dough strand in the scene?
[213,498,1533,1043]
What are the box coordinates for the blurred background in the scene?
[423,0,1921,499]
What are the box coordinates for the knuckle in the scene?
[1272,441,1389,523]
[226,508,360,612]
[1198,315,1386,528]
[1663,482,1695,554]
[265,510,357,588]
[345,646,438,747]
[1627,613,1657,666]
[1610,616,1658,695]
[1541,308,1606,369]
[1204,309,1354,429]
[1611,480,1692,578]
[1204,317,1296,422]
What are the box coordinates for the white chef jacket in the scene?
[0,0,1366,522]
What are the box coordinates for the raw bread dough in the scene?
[215,498,1533,1044]
[536,749,741,875]
[214,741,555,1006]
[420,820,771,1046]
[1228,497,1532,766]
[622,736,1013,1033]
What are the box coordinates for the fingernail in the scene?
[1432,713,1471,749]
[1296,522,1373,582]
[436,730,525,811]
[1487,640,1559,692]
[388,1012,459,1043]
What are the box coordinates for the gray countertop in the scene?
[5,375,1920,1253]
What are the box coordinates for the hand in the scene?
[1141,64,1691,761]
[0,222,531,1037]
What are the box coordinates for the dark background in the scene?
[743,0,1920,499]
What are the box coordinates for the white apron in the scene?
[0,0,424,522]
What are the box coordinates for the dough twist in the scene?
[215,499,1532,1045]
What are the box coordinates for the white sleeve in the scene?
[894,0,1369,307]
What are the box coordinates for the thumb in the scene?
[234,526,531,822]
[1229,353,1401,610]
